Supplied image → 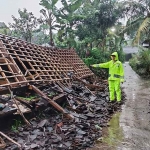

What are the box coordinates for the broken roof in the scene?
[0,34,93,92]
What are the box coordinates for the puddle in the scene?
[89,112,124,150]
[102,113,123,147]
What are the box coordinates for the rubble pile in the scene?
[0,34,126,150]
[1,78,125,150]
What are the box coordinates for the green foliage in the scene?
[32,24,50,45]
[39,0,59,46]
[0,22,10,35]
[11,119,22,132]
[39,0,83,47]
[76,0,124,45]
[9,8,39,42]
[54,0,84,48]
[17,96,36,101]
[129,47,150,77]
[39,0,58,10]
[0,28,10,35]
[129,53,138,70]
[120,0,150,45]
[48,91,56,97]
[83,48,110,78]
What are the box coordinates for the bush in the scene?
[129,47,150,77]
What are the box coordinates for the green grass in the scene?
[17,96,36,101]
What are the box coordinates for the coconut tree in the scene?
[120,0,150,44]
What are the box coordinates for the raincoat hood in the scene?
[111,52,118,61]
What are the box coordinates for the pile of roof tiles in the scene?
[0,34,126,150]
[2,79,125,150]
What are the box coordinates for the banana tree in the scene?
[39,0,59,46]
[55,0,84,48]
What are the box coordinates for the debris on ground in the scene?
[0,77,126,150]
[0,136,6,149]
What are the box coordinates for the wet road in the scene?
[90,61,150,150]
[119,62,150,150]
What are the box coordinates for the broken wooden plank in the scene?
[13,98,31,126]
[0,132,21,149]
[0,137,6,149]
[52,94,65,101]
[31,85,74,120]
[74,76,105,90]
[15,97,33,109]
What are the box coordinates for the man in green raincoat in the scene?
[91,52,124,102]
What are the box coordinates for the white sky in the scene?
[0,0,62,26]
[0,0,127,27]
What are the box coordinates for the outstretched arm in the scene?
[91,62,110,68]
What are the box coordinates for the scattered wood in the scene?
[26,73,41,80]
[67,106,81,113]
[74,76,105,90]
[54,83,64,93]
[0,132,21,149]
[71,95,85,103]
[85,86,96,97]
[52,94,65,101]
[31,85,74,120]
[0,136,6,149]
[13,98,31,126]
[15,97,33,109]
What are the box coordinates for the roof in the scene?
[0,34,93,92]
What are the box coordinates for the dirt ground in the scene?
[90,61,150,150]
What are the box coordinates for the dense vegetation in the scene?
[1,0,150,77]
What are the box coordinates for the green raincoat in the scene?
[92,52,124,101]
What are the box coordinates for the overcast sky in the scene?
[0,0,62,26]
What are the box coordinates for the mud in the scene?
[90,61,150,150]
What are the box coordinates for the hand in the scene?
[120,79,125,83]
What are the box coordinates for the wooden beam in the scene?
[52,94,65,101]
[0,132,21,149]
[31,85,74,120]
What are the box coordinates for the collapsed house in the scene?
[0,34,125,150]
[0,34,93,89]
[0,33,96,117]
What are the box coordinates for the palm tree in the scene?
[120,0,150,45]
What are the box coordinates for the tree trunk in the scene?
[49,12,54,46]
[49,26,54,46]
